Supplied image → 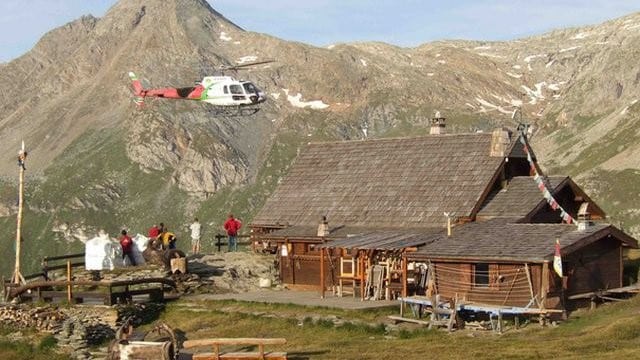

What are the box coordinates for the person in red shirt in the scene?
[223,214,242,252]
[119,229,136,266]
[148,224,160,238]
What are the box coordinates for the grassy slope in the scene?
[544,104,640,236]
[157,295,640,360]
[0,128,190,276]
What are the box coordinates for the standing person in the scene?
[224,213,242,252]
[148,224,160,238]
[159,228,177,250]
[190,217,202,255]
[119,230,136,266]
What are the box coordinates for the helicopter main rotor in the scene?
[218,59,276,72]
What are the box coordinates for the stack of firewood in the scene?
[0,304,67,332]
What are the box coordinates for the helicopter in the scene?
[128,59,274,116]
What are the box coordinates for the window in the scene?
[243,82,257,94]
[229,84,243,94]
[474,263,489,287]
[223,85,228,94]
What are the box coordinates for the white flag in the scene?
[553,239,563,277]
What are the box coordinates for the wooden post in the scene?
[320,247,325,299]
[360,253,366,301]
[66,260,72,303]
[524,263,538,308]
[12,141,27,285]
[401,255,408,298]
[215,234,223,252]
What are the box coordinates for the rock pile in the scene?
[188,252,279,293]
[54,317,114,360]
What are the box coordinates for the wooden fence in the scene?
[212,233,252,252]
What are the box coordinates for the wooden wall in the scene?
[431,262,541,307]
[279,254,338,288]
[563,237,622,295]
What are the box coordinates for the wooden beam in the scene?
[183,338,287,347]
[12,144,26,285]
[524,263,539,308]
[66,260,72,303]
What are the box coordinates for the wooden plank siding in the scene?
[563,239,622,295]
[280,254,338,288]
[432,262,539,307]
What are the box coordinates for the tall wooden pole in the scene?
[12,141,26,285]
[320,248,325,299]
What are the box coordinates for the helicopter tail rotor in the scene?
[128,72,144,96]
[128,72,146,107]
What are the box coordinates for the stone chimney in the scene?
[490,128,512,157]
[317,216,330,237]
[430,112,446,135]
[577,203,592,231]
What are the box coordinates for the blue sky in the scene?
[1,0,639,62]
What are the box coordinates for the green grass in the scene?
[0,328,67,360]
[0,128,191,276]
[156,295,640,359]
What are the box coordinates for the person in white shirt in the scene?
[190,217,202,255]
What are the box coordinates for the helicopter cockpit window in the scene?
[243,82,258,94]
[229,84,243,94]
[223,85,229,94]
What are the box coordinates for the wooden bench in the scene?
[183,338,287,360]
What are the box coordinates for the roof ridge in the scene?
[305,132,492,145]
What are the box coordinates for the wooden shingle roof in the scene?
[477,176,568,218]
[320,229,443,251]
[407,220,637,262]
[252,134,505,228]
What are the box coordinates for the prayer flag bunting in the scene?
[518,132,577,228]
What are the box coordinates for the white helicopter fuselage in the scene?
[201,76,266,106]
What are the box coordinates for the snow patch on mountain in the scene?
[559,46,581,53]
[524,54,545,63]
[521,82,547,104]
[475,97,516,115]
[283,89,329,110]
[571,32,591,40]
[238,55,258,64]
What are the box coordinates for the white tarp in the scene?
[85,232,121,270]
[131,234,148,266]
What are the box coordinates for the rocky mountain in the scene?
[1,0,639,275]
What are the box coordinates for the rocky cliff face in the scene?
[1,0,640,274]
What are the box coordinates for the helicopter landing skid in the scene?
[210,106,260,117]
